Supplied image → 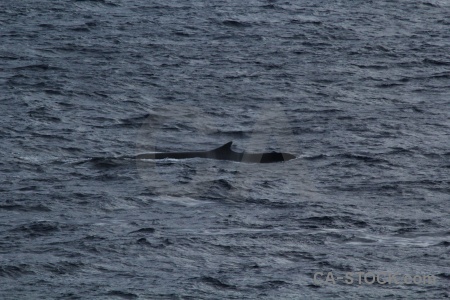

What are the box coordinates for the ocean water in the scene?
[1,0,449,299]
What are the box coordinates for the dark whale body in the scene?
[136,141,295,163]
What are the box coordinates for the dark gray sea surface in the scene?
[1,0,449,299]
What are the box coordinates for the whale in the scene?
[135,141,296,163]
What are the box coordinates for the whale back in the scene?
[136,141,295,163]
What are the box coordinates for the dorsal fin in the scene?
[212,141,233,152]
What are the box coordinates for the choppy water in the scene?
[1,0,449,299]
